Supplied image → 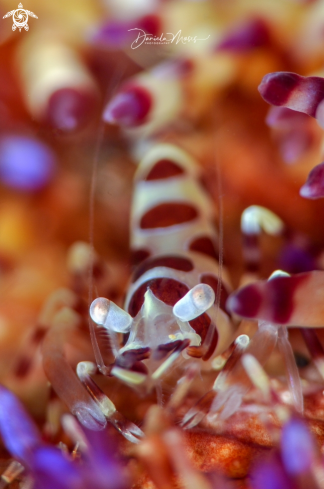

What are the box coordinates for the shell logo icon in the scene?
[3,3,38,32]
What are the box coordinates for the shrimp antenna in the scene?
[214,137,224,320]
[88,63,127,372]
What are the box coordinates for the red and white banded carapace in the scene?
[90,143,236,385]
[131,143,219,260]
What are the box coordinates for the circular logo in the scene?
[13,9,28,28]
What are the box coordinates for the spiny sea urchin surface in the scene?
[3,1,324,488]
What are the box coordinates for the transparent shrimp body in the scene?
[70,143,237,439]
[91,280,216,384]
[88,143,237,386]
[120,289,201,353]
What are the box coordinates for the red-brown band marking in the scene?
[189,313,211,345]
[301,162,324,199]
[140,202,198,229]
[132,255,193,283]
[128,277,189,317]
[144,159,184,180]
[259,73,324,117]
[268,274,306,324]
[122,84,152,125]
[154,339,183,360]
[189,314,219,360]
[189,236,218,260]
[187,326,218,361]
[228,274,307,324]
[117,347,151,369]
[131,249,151,266]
